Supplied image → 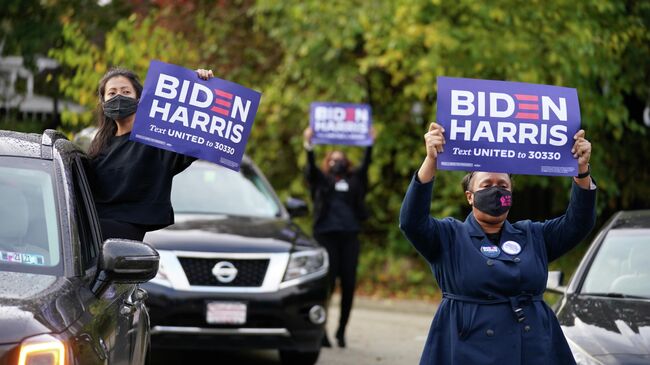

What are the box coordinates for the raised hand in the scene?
[424,122,446,159]
[196,68,214,80]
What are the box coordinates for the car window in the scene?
[0,157,62,274]
[72,157,101,271]
[171,162,281,218]
[581,229,650,298]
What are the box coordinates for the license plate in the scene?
[206,302,247,325]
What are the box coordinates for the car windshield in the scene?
[581,229,650,299]
[0,157,61,274]
[171,161,282,218]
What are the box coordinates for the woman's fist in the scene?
[424,122,446,160]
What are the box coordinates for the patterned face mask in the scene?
[472,186,512,217]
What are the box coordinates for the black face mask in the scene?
[103,94,138,120]
[330,160,348,175]
[472,186,513,217]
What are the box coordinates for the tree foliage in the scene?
[49,0,650,275]
[251,0,650,253]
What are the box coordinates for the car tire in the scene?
[279,349,321,365]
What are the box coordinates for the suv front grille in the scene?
[178,257,269,287]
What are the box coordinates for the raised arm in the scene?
[417,122,445,183]
[162,68,213,174]
[541,181,597,261]
[303,127,325,184]
[399,122,448,262]
[359,146,372,173]
[355,146,373,187]
[543,129,597,261]
[169,153,197,175]
[399,175,445,262]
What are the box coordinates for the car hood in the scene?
[558,295,650,360]
[144,214,317,253]
[0,272,83,344]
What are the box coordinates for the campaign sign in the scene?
[131,60,261,171]
[310,102,373,146]
[436,77,580,176]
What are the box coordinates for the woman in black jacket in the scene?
[303,126,374,348]
[87,67,213,241]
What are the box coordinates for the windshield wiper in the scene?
[581,292,650,300]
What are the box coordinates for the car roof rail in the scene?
[41,129,68,159]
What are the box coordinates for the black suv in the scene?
[142,159,329,365]
[0,130,159,365]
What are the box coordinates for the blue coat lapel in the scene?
[463,213,527,261]
[464,213,486,239]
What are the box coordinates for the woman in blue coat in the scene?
[399,122,596,365]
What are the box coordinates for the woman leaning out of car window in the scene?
[87,67,213,241]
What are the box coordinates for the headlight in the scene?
[18,334,66,365]
[151,259,171,285]
[150,252,173,287]
[282,248,329,285]
[567,338,604,365]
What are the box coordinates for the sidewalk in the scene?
[329,293,439,315]
[319,294,436,364]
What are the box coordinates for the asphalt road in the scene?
[151,296,437,364]
[317,297,435,365]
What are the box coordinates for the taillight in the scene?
[17,334,65,365]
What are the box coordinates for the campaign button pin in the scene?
[335,179,350,192]
[480,244,501,258]
[502,241,522,255]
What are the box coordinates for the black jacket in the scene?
[304,147,372,231]
[89,133,196,229]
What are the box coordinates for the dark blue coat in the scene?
[399,175,596,365]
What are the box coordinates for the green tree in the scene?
[253,0,650,235]
[48,0,650,297]
[50,1,279,130]
[50,12,200,129]
[1,0,133,131]
[252,0,650,293]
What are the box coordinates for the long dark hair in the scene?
[88,68,143,158]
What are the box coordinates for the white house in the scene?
[0,53,85,123]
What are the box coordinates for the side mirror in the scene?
[546,270,566,294]
[92,239,159,295]
[285,197,308,218]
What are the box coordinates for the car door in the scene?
[71,155,141,364]
[124,285,150,365]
